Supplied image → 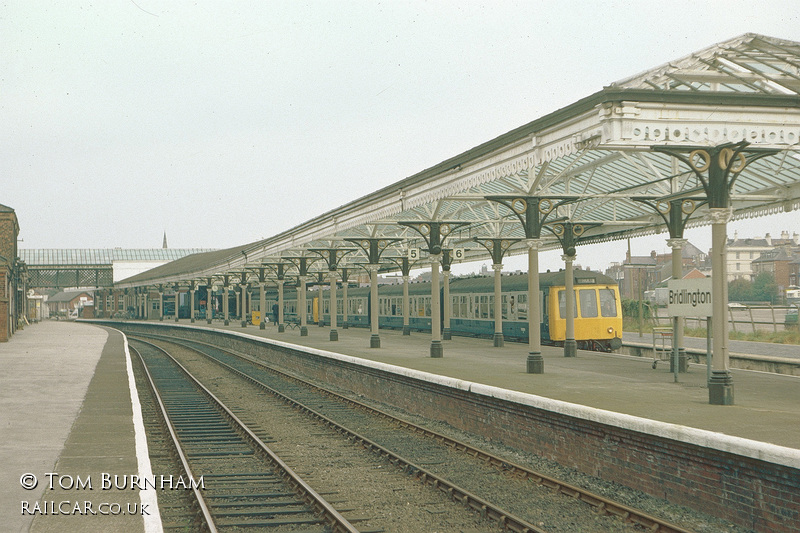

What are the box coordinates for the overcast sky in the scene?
[3,1,799,274]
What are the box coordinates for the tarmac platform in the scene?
[1,321,155,533]
[2,319,798,531]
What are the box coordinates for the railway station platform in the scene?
[0,321,154,533]
[193,319,800,450]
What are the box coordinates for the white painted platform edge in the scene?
[122,332,164,533]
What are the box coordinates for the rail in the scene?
[129,337,359,533]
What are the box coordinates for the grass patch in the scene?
[623,321,800,344]
[682,326,800,345]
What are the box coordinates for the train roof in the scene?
[449,270,618,292]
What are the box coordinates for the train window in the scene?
[579,289,598,318]
[557,290,578,319]
[599,289,618,317]
[516,293,527,321]
[349,298,365,315]
[476,295,490,319]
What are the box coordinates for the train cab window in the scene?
[557,290,578,319]
[599,289,618,317]
[579,289,598,318]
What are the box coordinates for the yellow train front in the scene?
[538,270,623,351]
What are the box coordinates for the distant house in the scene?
[612,242,707,300]
[682,268,707,279]
[726,231,799,282]
[752,248,797,297]
[47,290,93,317]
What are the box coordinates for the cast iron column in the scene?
[369,264,380,348]
[402,274,411,335]
[526,239,544,373]
[329,271,338,341]
[174,284,180,322]
[563,253,577,357]
[430,254,443,358]
[667,238,688,372]
[299,275,308,336]
[709,208,733,404]
[278,279,285,332]
[240,283,248,327]
[206,280,214,324]
[341,268,350,330]
[223,281,230,326]
[259,281,266,329]
[492,263,504,347]
[442,250,452,340]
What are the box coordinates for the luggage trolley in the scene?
[651,326,673,369]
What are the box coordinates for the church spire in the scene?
[162,232,168,249]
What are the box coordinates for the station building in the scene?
[0,203,23,342]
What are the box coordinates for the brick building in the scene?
[727,231,799,281]
[0,203,22,341]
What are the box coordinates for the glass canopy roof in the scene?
[115,33,800,288]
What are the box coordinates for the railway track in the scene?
[133,333,698,533]
[129,338,359,532]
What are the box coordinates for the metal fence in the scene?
[652,305,799,333]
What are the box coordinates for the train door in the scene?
[541,288,550,340]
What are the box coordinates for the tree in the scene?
[752,272,779,303]
[728,278,753,302]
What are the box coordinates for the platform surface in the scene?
[190,319,800,450]
[0,321,151,533]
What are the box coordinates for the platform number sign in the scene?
[408,248,420,260]
[453,248,464,260]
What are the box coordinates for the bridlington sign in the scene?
[667,278,713,317]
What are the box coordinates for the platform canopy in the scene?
[116,33,800,288]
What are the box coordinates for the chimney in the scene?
[650,250,657,260]
[781,230,789,240]
[733,230,738,241]
[765,233,771,246]
[794,232,799,245]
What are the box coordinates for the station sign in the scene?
[666,278,712,317]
